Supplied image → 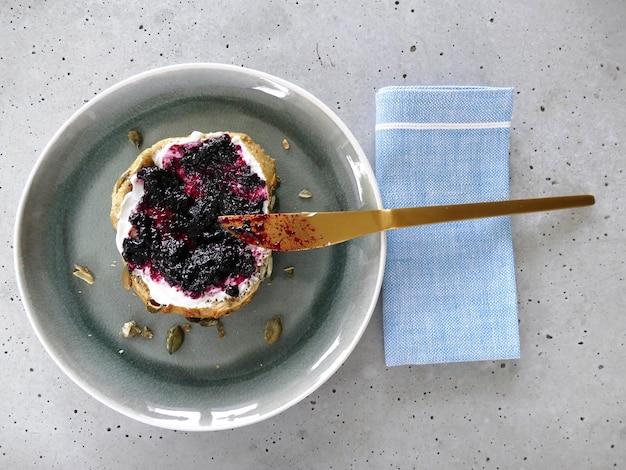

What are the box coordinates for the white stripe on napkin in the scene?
[375,121,511,131]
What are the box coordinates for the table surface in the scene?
[2,1,624,468]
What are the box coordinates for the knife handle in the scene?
[384,195,595,230]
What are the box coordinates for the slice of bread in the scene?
[111,132,277,320]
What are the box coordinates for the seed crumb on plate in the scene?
[72,264,95,284]
[120,320,141,338]
[128,130,143,148]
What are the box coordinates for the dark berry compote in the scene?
[119,133,270,304]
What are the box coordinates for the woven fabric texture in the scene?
[375,86,520,366]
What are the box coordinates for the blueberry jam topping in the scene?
[122,134,268,298]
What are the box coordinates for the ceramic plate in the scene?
[14,64,385,431]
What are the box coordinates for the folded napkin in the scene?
[375,86,520,366]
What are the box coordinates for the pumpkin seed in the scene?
[216,320,226,339]
[283,266,295,275]
[141,326,154,339]
[73,264,94,284]
[128,130,143,148]
[264,315,283,344]
[119,320,141,338]
[166,325,184,354]
[146,298,162,313]
[298,189,312,199]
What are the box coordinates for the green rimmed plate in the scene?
[14,64,385,431]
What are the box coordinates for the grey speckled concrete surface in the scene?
[2,1,625,468]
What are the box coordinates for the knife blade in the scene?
[218,194,595,251]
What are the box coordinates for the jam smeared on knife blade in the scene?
[122,134,268,297]
[219,213,321,252]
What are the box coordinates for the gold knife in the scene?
[218,194,595,251]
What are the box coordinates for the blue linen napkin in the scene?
[375,86,520,366]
